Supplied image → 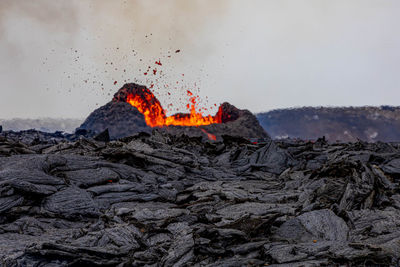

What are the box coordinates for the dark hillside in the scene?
[257,106,400,142]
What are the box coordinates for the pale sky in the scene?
[1,0,399,119]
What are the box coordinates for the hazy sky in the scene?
[1,0,399,119]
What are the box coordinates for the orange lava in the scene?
[126,89,222,127]
[200,128,217,141]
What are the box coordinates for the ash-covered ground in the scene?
[1,127,400,266]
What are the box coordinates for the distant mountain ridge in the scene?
[0,118,83,133]
[257,106,400,142]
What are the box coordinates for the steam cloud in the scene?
[1,0,400,119]
[0,0,230,118]
[0,0,229,63]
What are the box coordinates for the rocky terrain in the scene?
[257,106,400,142]
[0,129,400,266]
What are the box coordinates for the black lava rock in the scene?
[0,130,400,266]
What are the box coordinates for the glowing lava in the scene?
[126,88,222,127]
[200,128,217,141]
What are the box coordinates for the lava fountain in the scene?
[80,82,268,140]
[124,86,223,128]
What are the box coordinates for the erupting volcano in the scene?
[79,83,269,140]
[125,87,222,127]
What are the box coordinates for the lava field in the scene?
[1,127,400,266]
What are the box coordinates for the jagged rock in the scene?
[94,128,110,142]
[274,209,349,242]
[234,139,295,174]
[0,130,399,266]
[42,187,100,218]
[0,136,35,156]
